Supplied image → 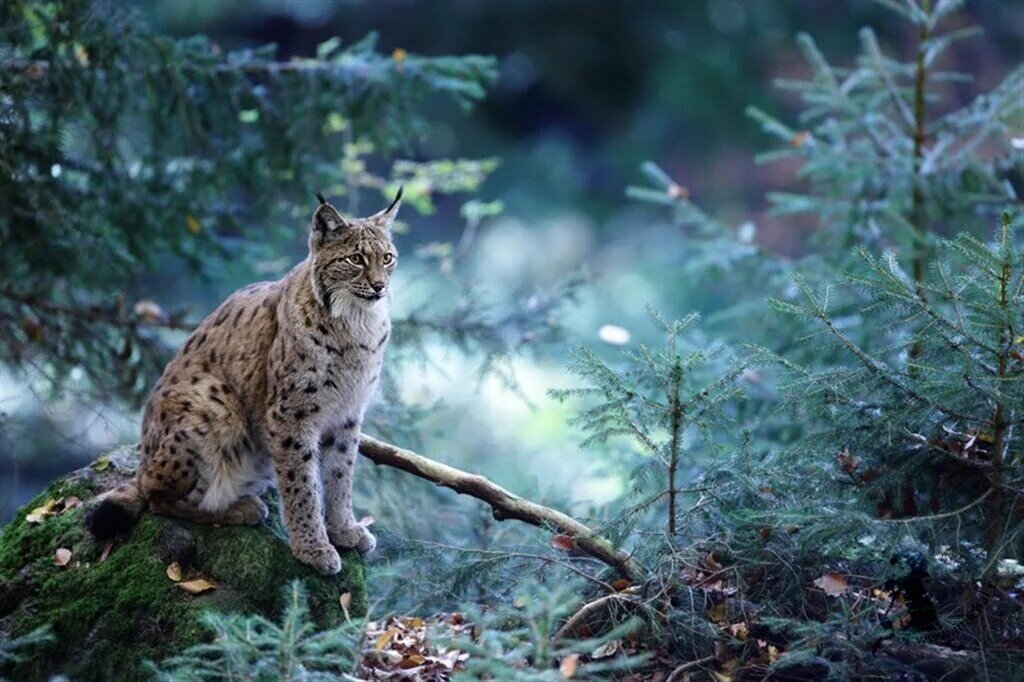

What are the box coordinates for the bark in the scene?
[358,435,643,581]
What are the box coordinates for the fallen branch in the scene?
[358,435,643,581]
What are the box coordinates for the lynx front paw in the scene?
[291,541,342,575]
[329,524,377,554]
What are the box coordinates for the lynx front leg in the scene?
[269,423,341,575]
[322,420,376,553]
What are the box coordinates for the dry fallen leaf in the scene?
[611,578,631,592]
[357,515,375,527]
[550,534,575,552]
[560,653,580,678]
[54,548,72,567]
[134,299,168,324]
[398,653,426,669]
[177,578,216,595]
[592,639,620,659]
[375,627,399,652]
[707,604,729,624]
[26,498,59,524]
[813,571,849,597]
[166,562,183,582]
[63,496,82,510]
[728,622,749,641]
[340,592,352,616]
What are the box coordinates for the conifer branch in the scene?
[357,435,644,581]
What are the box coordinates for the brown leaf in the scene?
[398,653,425,669]
[550,534,575,552]
[836,448,858,475]
[375,627,399,652]
[667,183,689,201]
[728,622,748,641]
[592,640,620,659]
[560,653,580,678]
[54,548,72,567]
[134,299,168,324]
[26,498,59,524]
[611,578,631,592]
[813,571,848,597]
[21,316,43,343]
[177,578,216,594]
[340,592,352,617]
[707,604,729,624]
[702,552,724,572]
[166,562,183,582]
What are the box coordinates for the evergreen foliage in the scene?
[0,0,499,402]
[152,581,364,681]
[552,310,747,538]
[446,585,648,681]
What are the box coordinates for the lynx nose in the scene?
[370,281,386,293]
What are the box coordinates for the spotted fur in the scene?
[85,191,401,575]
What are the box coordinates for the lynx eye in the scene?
[382,253,395,265]
[346,254,365,267]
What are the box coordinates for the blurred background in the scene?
[2,0,1021,525]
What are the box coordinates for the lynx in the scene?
[85,190,402,575]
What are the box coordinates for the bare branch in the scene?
[358,435,644,581]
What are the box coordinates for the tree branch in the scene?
[357,435,644,581]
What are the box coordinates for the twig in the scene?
[666,655,717,682]
[552,593,640,643]
[402,538,616,592]
[358,435,644,581]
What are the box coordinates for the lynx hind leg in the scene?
[142,379,263,525]
[150,495,267,526]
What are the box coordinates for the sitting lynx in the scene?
[86,190,401,575]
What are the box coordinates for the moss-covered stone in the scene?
[0,446,366,681]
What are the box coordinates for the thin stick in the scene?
[552,593,640,643]
[666,655,717,681]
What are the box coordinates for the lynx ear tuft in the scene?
[370,186,403,230]
[315,191,327,205]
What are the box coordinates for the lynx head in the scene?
[309,189,401,312]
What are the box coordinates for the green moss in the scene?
[0,458,366,681]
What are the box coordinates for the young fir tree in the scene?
[152,582,365,681]
[617,0,1022,674]
[552,310,747,541]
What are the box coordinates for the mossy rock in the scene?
[0,446,366,681]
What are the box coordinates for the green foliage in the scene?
[747,0,1021,260]
[768,217,1023,564]
[0,0,496,402]
[615,1,1024,676]
[0,626,53,673]
[445,585,647,681]
[152,581,364,682]
[552,309,747,537]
